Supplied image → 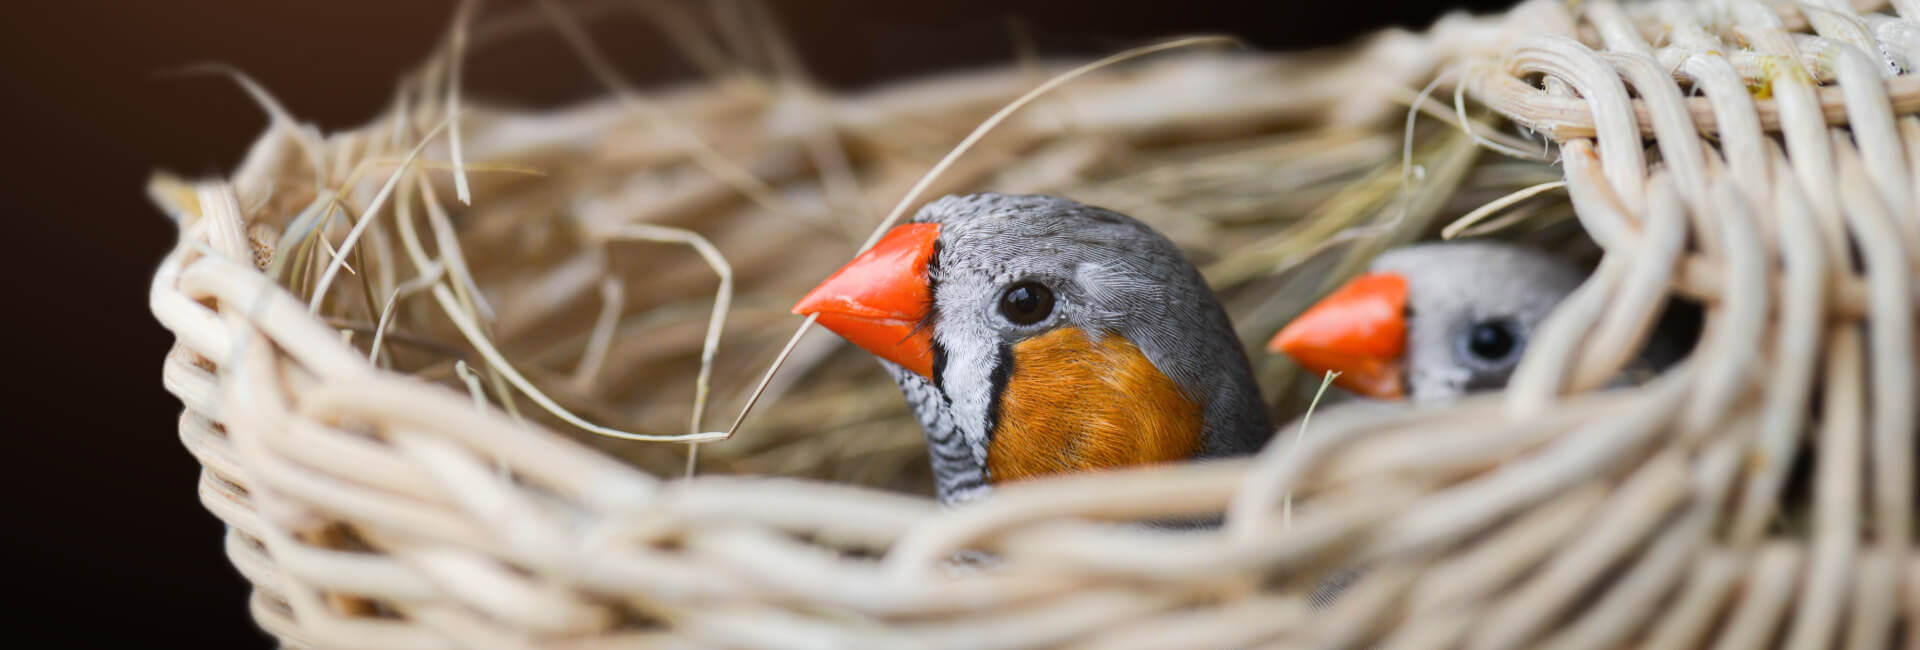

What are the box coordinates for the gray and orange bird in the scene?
[1269,240,1694,403]
[1269,240,1700,608]
[794,193,1274,505]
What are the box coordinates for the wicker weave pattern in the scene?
[150,0,1920,647]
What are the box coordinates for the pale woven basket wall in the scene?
[148,0,1920,647]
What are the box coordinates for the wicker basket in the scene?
[148,0,1920,647]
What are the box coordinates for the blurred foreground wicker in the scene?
[149,0,1920,647]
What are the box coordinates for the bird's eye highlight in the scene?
[998,281,1054,325]
[1464,319,1519,362]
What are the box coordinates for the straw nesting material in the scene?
[147,0,1920,647]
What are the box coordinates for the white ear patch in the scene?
[1076,259,1167,313]
[1074,260,1145,307]
[1073,261,1111,298]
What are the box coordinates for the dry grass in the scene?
[142,0,1920,646]
[153,0,1556,494]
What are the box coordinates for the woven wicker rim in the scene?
[151,0,1920,647]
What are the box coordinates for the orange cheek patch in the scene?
[986,327,1205,483]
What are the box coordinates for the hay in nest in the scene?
[147,0,1920,647]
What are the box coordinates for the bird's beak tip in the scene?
[789,282,834,317]
[1265,316,1312,355]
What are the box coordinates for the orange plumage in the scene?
[986,327,1204,483]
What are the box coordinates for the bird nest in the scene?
[147,0,1919,647]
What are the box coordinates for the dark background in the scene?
[5,1,1513,646]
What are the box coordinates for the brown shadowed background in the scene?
[2,0,1512,645]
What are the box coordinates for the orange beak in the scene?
[1267,272,1409,399]
[793,223,941,378]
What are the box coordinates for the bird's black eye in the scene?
[998,281,1054,325]
[1465,319,1519,362]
